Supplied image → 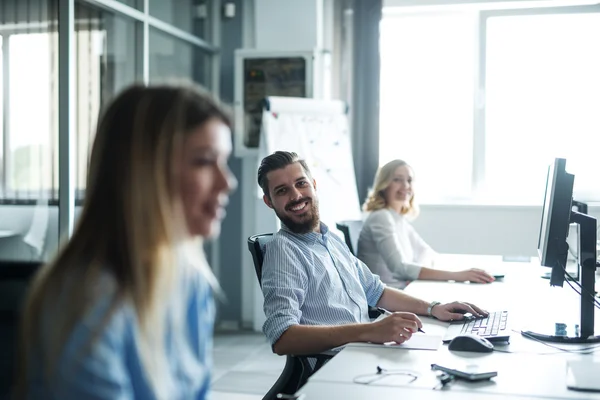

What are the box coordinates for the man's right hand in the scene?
[360,312,422,344]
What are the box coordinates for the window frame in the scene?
[379,9,479,203]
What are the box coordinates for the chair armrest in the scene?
[292,352,336,360]
[296,353,334,379]
[307,352,335,359]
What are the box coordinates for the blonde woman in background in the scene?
[357,159,493,288]
[15,83,236,399]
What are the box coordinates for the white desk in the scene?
[297,258,600,399]
[298,382,545,399]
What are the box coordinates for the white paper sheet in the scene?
[348,334,442,351]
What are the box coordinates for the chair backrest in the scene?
[335,220,364,256]
[247,233,274,287]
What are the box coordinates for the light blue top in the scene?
[261,223,385,345]
[26,266,215,400]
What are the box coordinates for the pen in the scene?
[377,307,426,333]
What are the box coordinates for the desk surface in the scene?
[298,381,547,400]
[298,257,600,399]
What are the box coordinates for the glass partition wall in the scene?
[0,0,219,263]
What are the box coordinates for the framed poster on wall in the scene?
[234,49,329,157]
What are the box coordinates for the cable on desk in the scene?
[562,266,600,310]
[352,365,419,386]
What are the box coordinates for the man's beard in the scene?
[276,198,320,234]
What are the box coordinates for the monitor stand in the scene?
[522,323,600,344]
[524,211,600,343]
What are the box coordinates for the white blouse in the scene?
[357,208,436,284]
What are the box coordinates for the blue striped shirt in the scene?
[261,223,385,345]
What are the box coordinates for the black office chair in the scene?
[335,220,364,256]
[247,234,333,400]
[0,261,43,398]
[335,221,383,320]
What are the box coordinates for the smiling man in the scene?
[257,151,488,356]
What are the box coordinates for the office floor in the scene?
[212,331,285,400]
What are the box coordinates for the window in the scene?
[0,0,218,262]
[0,0,214,204]
[380,4,600,204]
[379,12,475,202]
[117,0,143,10]
[73,2,141,198]
[0,2,141,202]
[149,0,211,37]
[485,12,600,203]
[149,27,211,85]
[4,32,57,201]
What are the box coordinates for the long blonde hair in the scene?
[362,159,419,217]
[15,83,231,397]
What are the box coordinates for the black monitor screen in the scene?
[537,158,574,287]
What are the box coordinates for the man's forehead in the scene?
[267,163,308,185]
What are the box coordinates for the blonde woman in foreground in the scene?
[14,83,236,399]
[357,159,493,288]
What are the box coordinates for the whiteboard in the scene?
[257,97,361,234]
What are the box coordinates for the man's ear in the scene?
[263,194,274,209]
[312,178,317,191]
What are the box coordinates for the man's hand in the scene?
[431,301,488,322]
[451,269,495,284]
[360,312,423,344]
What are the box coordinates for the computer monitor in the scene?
[537,158,574,287]
[540,200,589,281]
[523,158,600,343]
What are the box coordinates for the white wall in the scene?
[254,0,323,50]
[414,205,600,257]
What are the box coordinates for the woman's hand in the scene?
[451,269,495,284]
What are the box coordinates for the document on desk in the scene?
[348,334,442,351]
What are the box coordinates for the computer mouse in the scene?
[448,334,494,353]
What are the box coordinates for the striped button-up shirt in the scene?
[261,223,385,345]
